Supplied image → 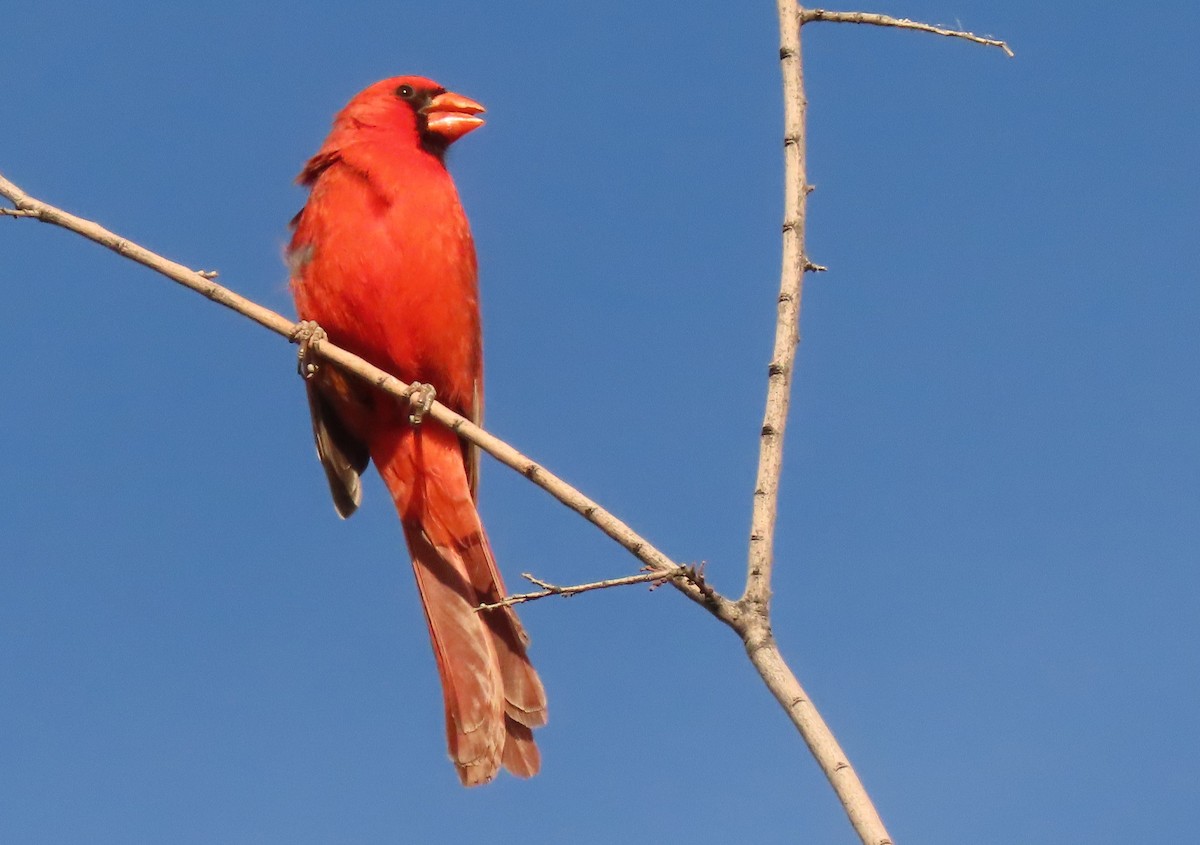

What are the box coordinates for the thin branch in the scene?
[0,173,300,337]
[481,562,718,610]
[0,170,738,623]
[742,0,810,615]
[477,569,680,610]
[801,8,1014,57]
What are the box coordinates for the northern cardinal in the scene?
[287,77,547,786]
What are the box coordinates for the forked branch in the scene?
[2,7,1008,840]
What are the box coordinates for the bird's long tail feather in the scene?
[373,422,546,786]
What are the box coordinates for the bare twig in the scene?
[0,170,737,623]
[477,569,680,610]
[481,563,716,610]
[801,8,1014,56]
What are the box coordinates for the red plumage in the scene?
[288,76,546,786]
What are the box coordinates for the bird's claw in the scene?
[292,320,327,380]
[408,382,437,425]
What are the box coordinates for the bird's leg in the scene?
[407,382,437,425]
[291,320,328,380]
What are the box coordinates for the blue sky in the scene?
[2,2,1197,842]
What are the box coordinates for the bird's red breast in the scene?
[289,76,484,419]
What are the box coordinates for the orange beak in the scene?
[421,91,485,144]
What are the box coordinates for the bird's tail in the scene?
[372,422,547,786]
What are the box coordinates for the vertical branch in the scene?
[732,7,894,844]
[743,0,809,613]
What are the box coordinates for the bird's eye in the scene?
[395,84,416,100]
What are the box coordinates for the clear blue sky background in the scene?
[2,2,1196,843]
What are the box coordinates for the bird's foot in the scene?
[291,320,327,380]
[408,382,437,425]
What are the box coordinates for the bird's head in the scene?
[337,76,485,156]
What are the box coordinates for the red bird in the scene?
[287,76,547,786]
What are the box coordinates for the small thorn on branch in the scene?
[805,260,828,273]
[521,574,562,592]
[195,269,220,279]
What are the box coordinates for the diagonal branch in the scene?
[801,8,1015,56]
[0,171,737,623]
